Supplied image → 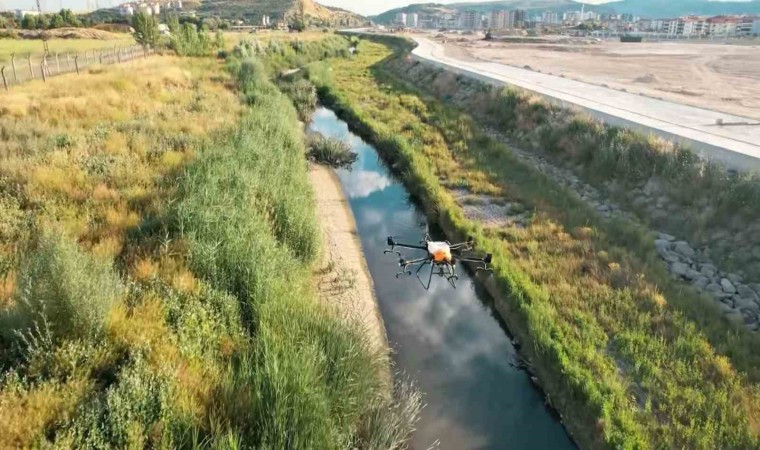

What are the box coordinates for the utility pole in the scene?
[35,0,50,54]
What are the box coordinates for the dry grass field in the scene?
[0,33,135,64]
[441,35,760,120]
[0,56,240,447]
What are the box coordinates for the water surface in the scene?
[309,107,574,450]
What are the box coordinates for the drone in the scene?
[384,233,493,290]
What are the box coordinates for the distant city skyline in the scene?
[0,0,752,16]
[320,0,615,16]
[2,0,616,14]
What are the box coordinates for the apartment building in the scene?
[707,15,739,36]
[512,9,526,28]
[488,10,508,29]
[407,12,419,28]
[542,11,560,25]
[736,16,760,36]
[460,10,479,30]
[395,12,407,27]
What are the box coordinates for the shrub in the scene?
[1,233,124,344]
[279,78,318,121]
[58,354,172,448]
[307,134,357,169]
[168,17,214,57]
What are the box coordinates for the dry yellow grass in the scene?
[0,55,240,447]
[0,34,136,64]
[0,56,239,254]
[0,378,91,448]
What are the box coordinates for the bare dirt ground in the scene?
[309,164,390,362]
[439,35,760,120]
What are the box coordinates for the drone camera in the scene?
[387,236,396,247]
[484,253,493,264]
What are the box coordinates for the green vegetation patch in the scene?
[312,37,760,449]
[0,35,418,448]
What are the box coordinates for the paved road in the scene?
[410,36,760,171]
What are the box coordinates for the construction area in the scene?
[434,34,760,121]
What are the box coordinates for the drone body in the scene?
[384,234,493,289]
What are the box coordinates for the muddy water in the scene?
[308,107,574,450]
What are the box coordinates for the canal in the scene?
[308,107,574,450]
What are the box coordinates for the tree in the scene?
[37,14,49,30]
[50,13,65,29]
[21,14,38,30]
[289,18,306,32]
[60,9,81,27]
[132,12,160,49]
[215,30,225,50]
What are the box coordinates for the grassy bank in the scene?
[386,41,760,283]
[0,36,416,448]
[310,37,760,449]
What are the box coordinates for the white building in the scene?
[736,16,760,36]
[395,12,407,27]
[511,9,526,28]
[119,4,134,16]
[137,3,152,15]
[488,10,508,29]
[683,17,707,36]
[407,13,419,28]
[14,9,40,19]
[441,13,459,30]
[542,11,560,25]
[460,10,479,30]
[707,16,739,36]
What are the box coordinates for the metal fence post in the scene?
[43,51,50,77]
[74,55,80,74]
[66,53,71,70]
[55,53,60,74]
[1,67,8,91]
[28,54,34,80]
[40,61,46,82]
[10,53,17,82]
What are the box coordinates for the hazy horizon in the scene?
[1,0,610,15]
[0,0,751,17]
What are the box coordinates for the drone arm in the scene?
[394,243,428,251]
[401,257,429,267]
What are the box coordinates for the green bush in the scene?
[58,354,173,448]
[307,133,357,169]
[279,78,318,121]
[168,17,216,57]
[166,53,415,448]
[2,233,124,344]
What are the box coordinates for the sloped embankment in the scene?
[310,37,760,449]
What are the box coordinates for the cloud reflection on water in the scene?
[309,107,574,450]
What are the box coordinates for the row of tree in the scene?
[132,13,225,57]
[0,9,91,30]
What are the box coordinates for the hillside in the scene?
[197,0,367,26]
[372,0,760,23]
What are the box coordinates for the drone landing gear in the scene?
[384,234,492,290]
